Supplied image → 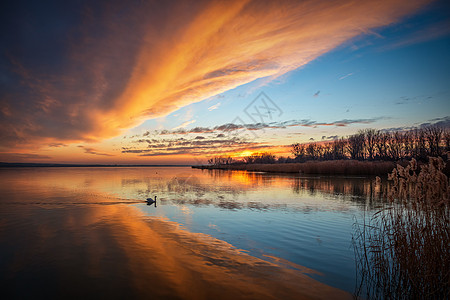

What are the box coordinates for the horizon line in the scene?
[0,162,193,168]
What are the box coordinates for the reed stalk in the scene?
[353,157,449,299]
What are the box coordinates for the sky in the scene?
[1,0,449,165]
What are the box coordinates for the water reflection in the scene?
[156,169,385,212]
[202,169,381,200]
[0,168,351,299]
[0,167,388,296]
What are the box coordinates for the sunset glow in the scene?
[1,0,449,164]
[2,3,449,298]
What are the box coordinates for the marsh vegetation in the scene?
[198,126,450,176]
[353,157,449,299]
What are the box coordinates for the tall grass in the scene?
[353,157,449,299]
[194,160,396,175]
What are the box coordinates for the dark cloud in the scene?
[420,116,450,128]
[78,146,114,156]
[137,144,272,157]
[380,125,418,132]
[1,0,161,149]
[320,135,339,140]
[329,118,386,126]
[152,117,386,136]
[48,143,67,148]
[118,116,387,157]
[122,133,272,157]
[377,117,450,133]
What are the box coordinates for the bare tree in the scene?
[444,128,450,152]
[289,125,448,164]
[321,143,333,160]
[364,129,377,160]
[375,132,389,160]
[306,143,317,159]
[348,132,365,160]
[332,138,347,159]
[387,132,403,161]
[243,152,276,164]
[413,128,428,161]
[403,131,414,159]
[425,126,443,157]
[291,143,305,160]
[257,152,276,164]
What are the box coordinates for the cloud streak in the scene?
[122,136,271,157]
[145,117,386,135]
[208,103,221,111]
[339,73,354,80]
[1,0,429,150]
[78,146,114,157]
[172,120,196,130]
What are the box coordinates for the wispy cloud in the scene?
[172,120,196,130]
[208,103,221,111]
[339,72,354,80]
[380,19,450,51]
[1,0,429,151]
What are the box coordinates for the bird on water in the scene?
[146,196,157,206]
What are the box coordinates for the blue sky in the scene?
[128,2,450,153]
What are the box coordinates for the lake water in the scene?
[0,167,380,299]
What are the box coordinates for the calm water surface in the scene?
[0,167,380,299]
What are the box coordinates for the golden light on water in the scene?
[0,167,363,298]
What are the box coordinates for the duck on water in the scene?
[146,196,157,207]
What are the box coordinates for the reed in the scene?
[296,160,395,175]
[353,157,449,299]
[194,160,396,175]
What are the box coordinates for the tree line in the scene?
[291,126,450,162]
[207,152,276,165]
[204,126,449,165]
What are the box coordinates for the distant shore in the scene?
[192,160,398,176]
[0,162,191,168]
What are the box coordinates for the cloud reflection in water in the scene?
[0,167,353,299]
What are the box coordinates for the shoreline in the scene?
[192,160,397,176]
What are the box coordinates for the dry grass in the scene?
[193,160,396,176]
[353,158,450,299]
[295,160,395,175]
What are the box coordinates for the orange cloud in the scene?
[110,0,429,131]
[1,0,430,151]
